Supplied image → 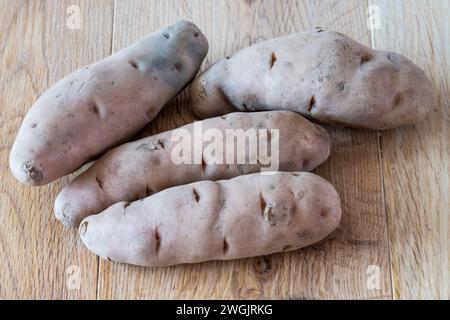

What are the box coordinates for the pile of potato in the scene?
[9,21,435,267]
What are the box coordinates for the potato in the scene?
[191,30,435,129]
[79,171,341,267]
[10,20,208,186]
[55,111,330,227]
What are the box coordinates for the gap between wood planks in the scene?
[367,0,394,300]
[94,0,117,301]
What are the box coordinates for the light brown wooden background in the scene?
[0,0,448,299]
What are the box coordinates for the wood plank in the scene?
[369,0,449,299]
[97,0,391,299]
[0,0,114,299]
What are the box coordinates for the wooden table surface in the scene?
[0,0,448,300]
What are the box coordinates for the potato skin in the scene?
[80,172,341,267]
[191,30,435,129]
[10,20,208,186]
[55,111,330,227]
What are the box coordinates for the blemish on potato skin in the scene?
[394,93,403,107]
[241,93,258,111]
[173,62,182,71]
[90,102,100,115]
[136,142,150,151]
[77,81,86,93]
[155,228,161,254]
[198,91,207,102]
[136,141,163,152]
[260,194,276,225]
[201,154,207,171]
[360,53,373,65]
[222,237,229,254]
[30,123,37,128]
[387,52,398,64]
[162,33,170,39]
[61,203,71,218]
[193,188,200,202]
[337,81,346,91]
[22,161,42,182]
[129,60,139,69]
[157,139,165,149]
[269,52,277,69]
[95,175,103,190]
[259,193,266,212]
[320,208,329,218]
[288,189,296,199]
[308,95,316,114]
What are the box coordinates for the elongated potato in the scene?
[10,20,208,186]
[191,30,435,129]
[55,111,330,227]
[80,172,341,267]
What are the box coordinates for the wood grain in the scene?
[369,0,449,299]
[96,0,391,299]
[0,0,447,299]
[0,0,114,299]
